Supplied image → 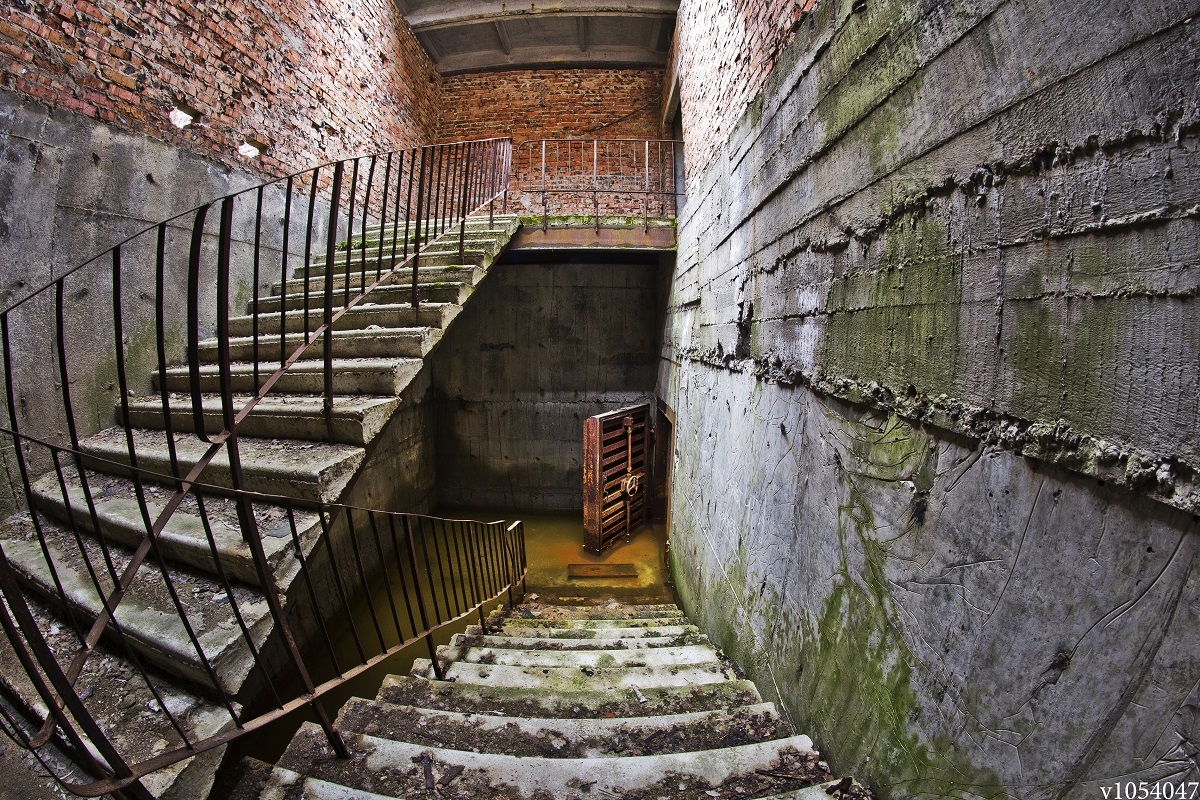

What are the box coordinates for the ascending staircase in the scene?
[0,216,519,798]
[230,600,868,800]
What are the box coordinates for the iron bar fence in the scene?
[0,136,519,797]
[508,139,683,229]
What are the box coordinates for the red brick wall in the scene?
[669,0,817,185]
[436,69,667,217]
[436,68,664,144]
[0,0,441,176]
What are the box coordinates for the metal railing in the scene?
[0,433,527,797]
[509,139,683,229]
[0,136,518,797]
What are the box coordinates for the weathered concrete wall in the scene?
[661,0,1200,797]
[432,253,665,511]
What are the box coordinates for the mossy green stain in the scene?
[84,320,184,433]
[818,215,962,398]
[795,412,1003,798]
[1006,291,1129,436]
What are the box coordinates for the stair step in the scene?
[335,696,789,758]
[377,674,764,718]
[250,767,395,800]
[277,723,821,800]
[272,259,486,295]
[29,470,317,588]
[122,394,400,446]
[505,603,684,622]
[472,623,698,639]
[196,326,441,362]
[358,216,519,241]
[0,595,238,799]
[410,658,735,691]
[0,515,273,695]
[251,280,472,314]
[451,631,705,650]
[308,235,505,271]
[435,643,721,670]
[79,428,364,504]
[156,358,423,396]
[499,616,686,630]
[226,302,457,338]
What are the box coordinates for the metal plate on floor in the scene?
[568,563,638,578]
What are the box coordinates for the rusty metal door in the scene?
[583,403,651,554]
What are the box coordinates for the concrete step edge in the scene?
[0,519,273,695]
[334,696,787,758]
[411,658,736,691]
[377,673,764,718]
[28,471,316,588]
[435,643,721,669]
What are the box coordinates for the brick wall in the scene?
[0,0,441,176]
[437,69,668,217]
[437,68,664,143]
[668,0,816,185]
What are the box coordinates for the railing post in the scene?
[412,148,427,310]
[593,139,600,232]
[541,139,548,231]
[401,516,445,680]
[644,139,650,231]
[323,161,344,439]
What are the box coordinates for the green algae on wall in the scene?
[84,319,185,433]
[795,411,1003,798]
[818,214,962,398]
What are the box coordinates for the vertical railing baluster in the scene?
[252,185,264,391]
[411,148,427,310]
[288,507,342,675]
[343,158,359,309]
[279,175,294,369]
[322,161,344,439]
[401,516,444,679]
[186,205,212,445]
[345,510,386,655]
[301,169,320,363]
[368,511,405,645]
[377,153,392,281]
[386,514,419,638]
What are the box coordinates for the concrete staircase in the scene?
[229,599,868,800]
[0,215,519,799]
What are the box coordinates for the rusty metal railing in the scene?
[0,432,527,797]
[509,139,683,229]
[0,136,518,797]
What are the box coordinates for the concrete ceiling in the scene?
[396,0,678,75]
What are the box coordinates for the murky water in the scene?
[224,510,670,773]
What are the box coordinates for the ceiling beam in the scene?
[417,30,442,63]
[434,44,668,75]
[405,0,678,30]
[578,17,589,53]
[493,20,512,55]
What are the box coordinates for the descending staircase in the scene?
[229,599,870,800]
[0,215,519,798]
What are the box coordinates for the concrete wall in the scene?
[661,0,1200,797]
[431,253,666,511]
